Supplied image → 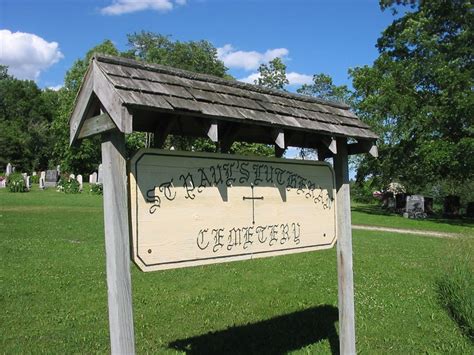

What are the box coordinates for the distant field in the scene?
[0,187,472,353]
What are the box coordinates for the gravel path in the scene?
[352,224,460,238]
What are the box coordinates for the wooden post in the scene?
[101,131,135,354]
[334,137,356,354]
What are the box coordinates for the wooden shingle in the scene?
[70,54,378,146]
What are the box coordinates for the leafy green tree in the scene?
[350,0,474,192]
[297,73,352,105]
[0,68,57,171]
[255,57,289,90]
[126,31,228,77]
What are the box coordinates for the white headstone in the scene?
[33,171,37,176]
[97,164,103,184]
[77,174,83,191]
[90,172,98,184]
[22,173,27,180]
[6,163,12,176]
[56,165,61,175]
[0,178,5,188]
[26,176,30,190]
[39,171,46,189]
[69,173,76,180]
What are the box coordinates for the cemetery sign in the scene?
[130,149,337,271]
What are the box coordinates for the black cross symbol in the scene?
[243,183,264,225]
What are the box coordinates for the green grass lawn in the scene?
[351,201,474,235]
[0,187,472,353]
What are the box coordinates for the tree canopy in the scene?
[0,67,58,171]
[255,57,289,90]
[350,0,473,193]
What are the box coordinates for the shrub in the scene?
[90,183,103,195]
[7,173,27,193]
[30,174,39,184]
[57,178,80,194]
[436,238,474,340]
[351,181,376,203]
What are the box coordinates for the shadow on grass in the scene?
[168,305,339,355]
[352,204,393,217]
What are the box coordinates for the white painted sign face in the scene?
[129,149,337,272]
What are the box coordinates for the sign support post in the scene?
[101,130,136,354]
[334,138,356,354]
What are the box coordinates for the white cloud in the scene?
[101,0,185,15]
[217,44,289,71]
[238,72,260,84]
[47,84,63,91]
[0,29,63,81]
[239,71,313,86]
[286,72,313,85]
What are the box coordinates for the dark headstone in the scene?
[396,193,407,210]
[466,202,474,218]
[387,197,396,210]
[424,197,434,215]
[443,195,460,217]
[381,192,393,209]
[45,169,58,188]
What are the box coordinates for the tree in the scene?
[297,73,352,105]
[350,0,473,193]
[126,31,228,77]
[0,68,58,171]
[255,57,289,90]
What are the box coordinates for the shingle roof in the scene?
[69,54,378,147]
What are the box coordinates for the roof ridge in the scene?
[93,54,351,110]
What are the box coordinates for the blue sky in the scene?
[1,0,397,91]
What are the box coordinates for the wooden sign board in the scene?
[129,149,337,271]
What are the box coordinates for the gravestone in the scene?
[32,171,37,176]
[6,163,12,176]
[39,171,46,189]
[387,197,396,210]
[395,193,407,211]
[26,176,30,190]
[404,195,425,218]
[45,169,58,188]
[21,173,27,180]
[69,173,76,180]
[443,195,460,217]
[56,165,61,175]
[77,174,83,191]
[424,197,434,215]
[89,172,97,184]
[466,202,474,218]
[0,177,5,188]
[97,164,103,184]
